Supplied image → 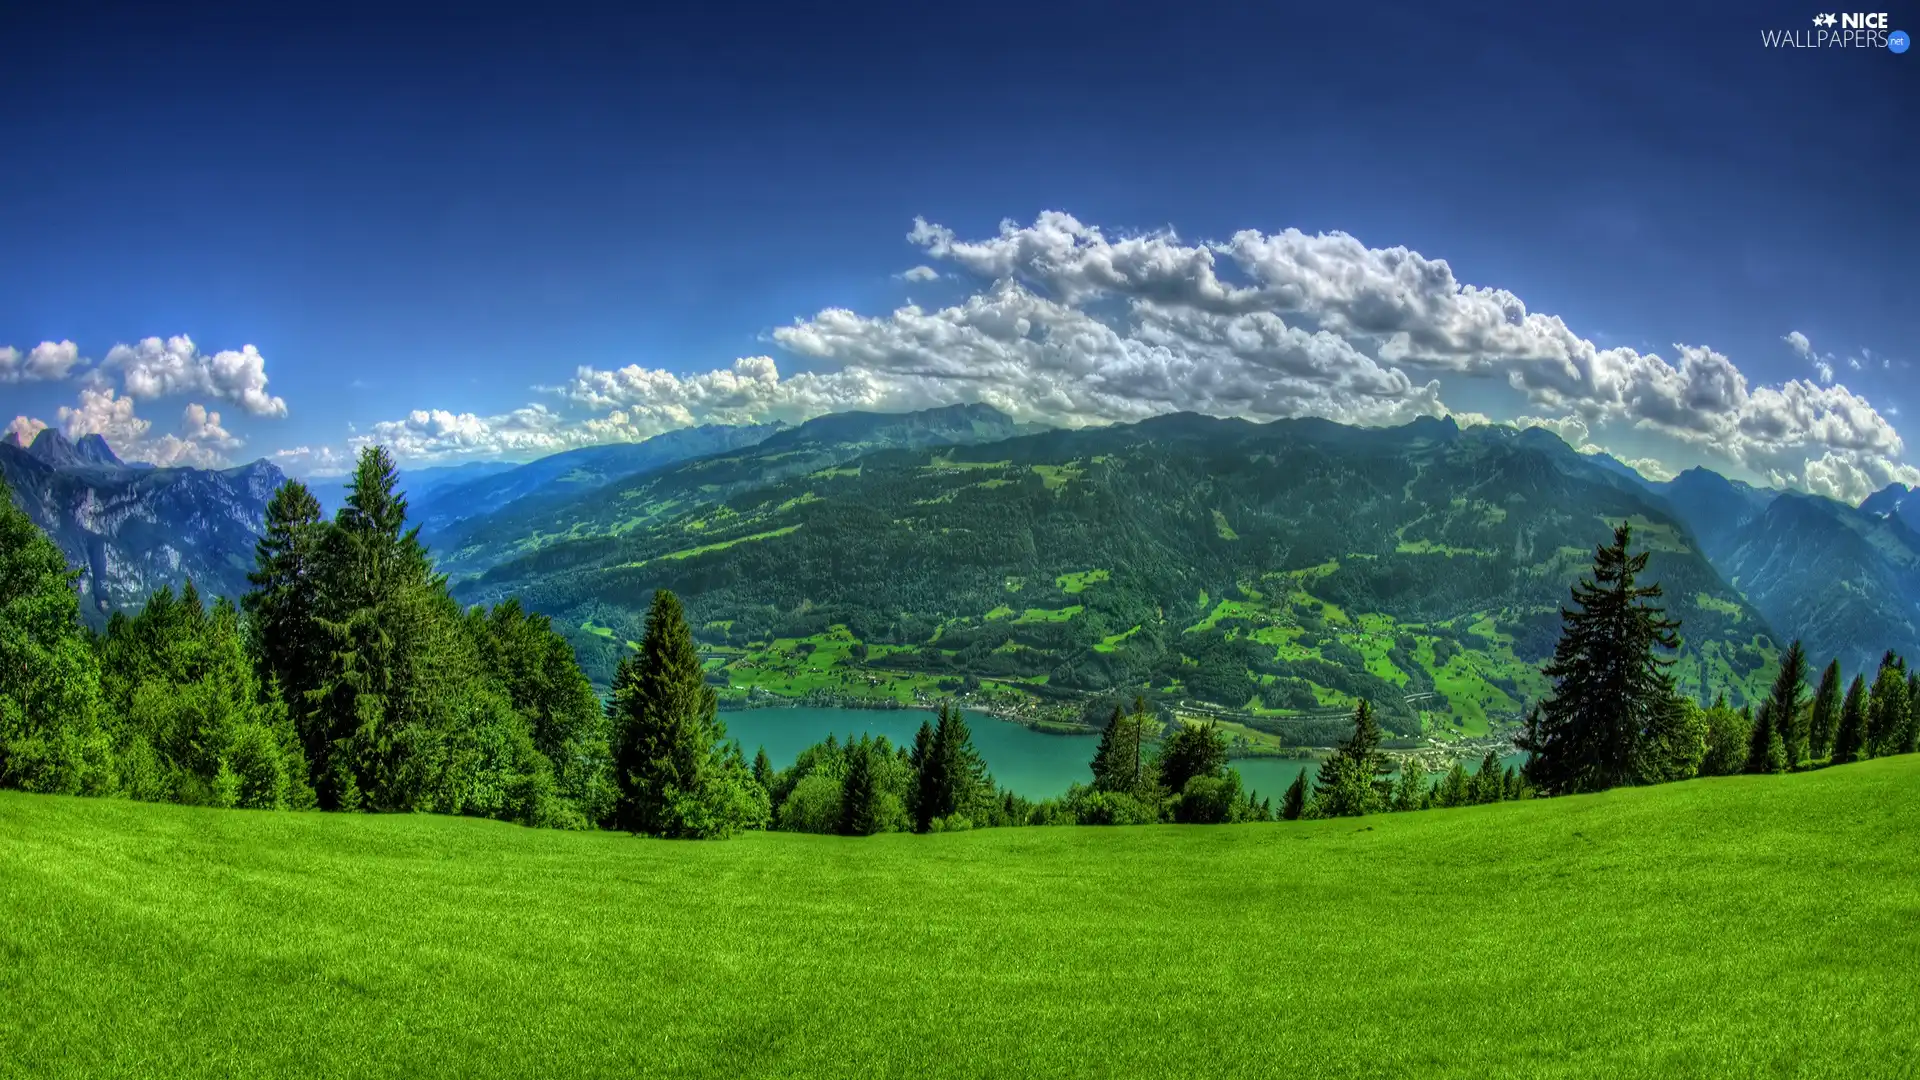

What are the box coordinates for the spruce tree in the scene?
[243,480,328,782]
[304,445,455,811]
[1392,759,1428,812]
[1280,768,1308,821]
[608,588,758,837]
[1763,640,1810,768]
[917,702,988,828]
[1435,762,1472,808]
[1157,719,1229,795]
[1833,675,1869,765]
[837,738,883,836]
[752,747,774,793]
[1502,766,1527,801]
[1808,659,1843,762]
[1520,524,1684,794]
[909,718,937,832]
[1469,750,1504,804]
[1866,653,1909,758]
[1089,706,1126,792]
[1746,700,1785,774]
[1312,700,1390,817]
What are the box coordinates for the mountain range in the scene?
[9,406,1920,738]
[0,429,285,620]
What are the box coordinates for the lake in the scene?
[720,706,1523,801]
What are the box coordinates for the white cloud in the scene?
[900,265,940,283]
[336,212,1909,503]
[903,213,1912,501]
[106,335,288,417]
[6,416,49,446]
[0,340,83,383]
[273,445,348,477]
[1512,414,1594,449]
[1615,455,1678,483]
[49,389,250,469]
[57,387,151,447]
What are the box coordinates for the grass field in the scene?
[3,760,1918,1078]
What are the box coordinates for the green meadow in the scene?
[4,758,1917,1080]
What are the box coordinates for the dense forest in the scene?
[8,457,1911,838]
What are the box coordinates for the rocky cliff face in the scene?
[0,430,285,621]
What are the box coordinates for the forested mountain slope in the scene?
[1651,469,1920,674]
[455,412,1780,738]
[436,403,1038,574]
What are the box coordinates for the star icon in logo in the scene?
[1813,12,1837,26]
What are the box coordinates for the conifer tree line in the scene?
[1517,523,1920,795]
[7,473,1915,838]
[0,447,764,837]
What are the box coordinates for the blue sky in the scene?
[1,0,1913,499]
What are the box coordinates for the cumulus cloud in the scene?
[106,335,288,417]
[273,445,348,476]
[57,387,151,447]
[900,214,1911,502]
[339,212,1908,504]
[0,340,83,383]
[1614,455,1678,483]
[1511,414,1595,449]
[6,416,49,446]
[47,387,253,468]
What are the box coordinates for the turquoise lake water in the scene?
[721,706,1522,801]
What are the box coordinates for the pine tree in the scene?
[1866,653,1909,758]
[1089,706,1126,792]
[1280,768,1308,821]
[1469,750,1504,804]
[1764,641,1810,768]
[1833,675,1869,765]
[304,445,453,810]
[752,747,774,792]
[1392,759,1428,812]
[0,481,109,795]
[1502,766,1527,801]
[916,702,989,829]
[1520,524,1684,794]
[243,480,328,783]
[608,588,759,838]
[1435,761,1472,808]
[837,738,883,836]
[1808,659,1843,762]
[1157,719,1228,796]
[1312,700,1391,817]
[909,718,937,832]
[1746,700,1785,774]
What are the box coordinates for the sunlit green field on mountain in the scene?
[460,415,1783,737]
[6,757,1916,1079]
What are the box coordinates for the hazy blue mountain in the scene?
[434,405,1037,575]
[1649,467,1778,562]
[304,460,519,518]
[1861,483,1920,534]
[0,432,284,621]
[411,422,787,545]
[1650,470,1920,675]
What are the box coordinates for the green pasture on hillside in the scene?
[3,759,1917,1078]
